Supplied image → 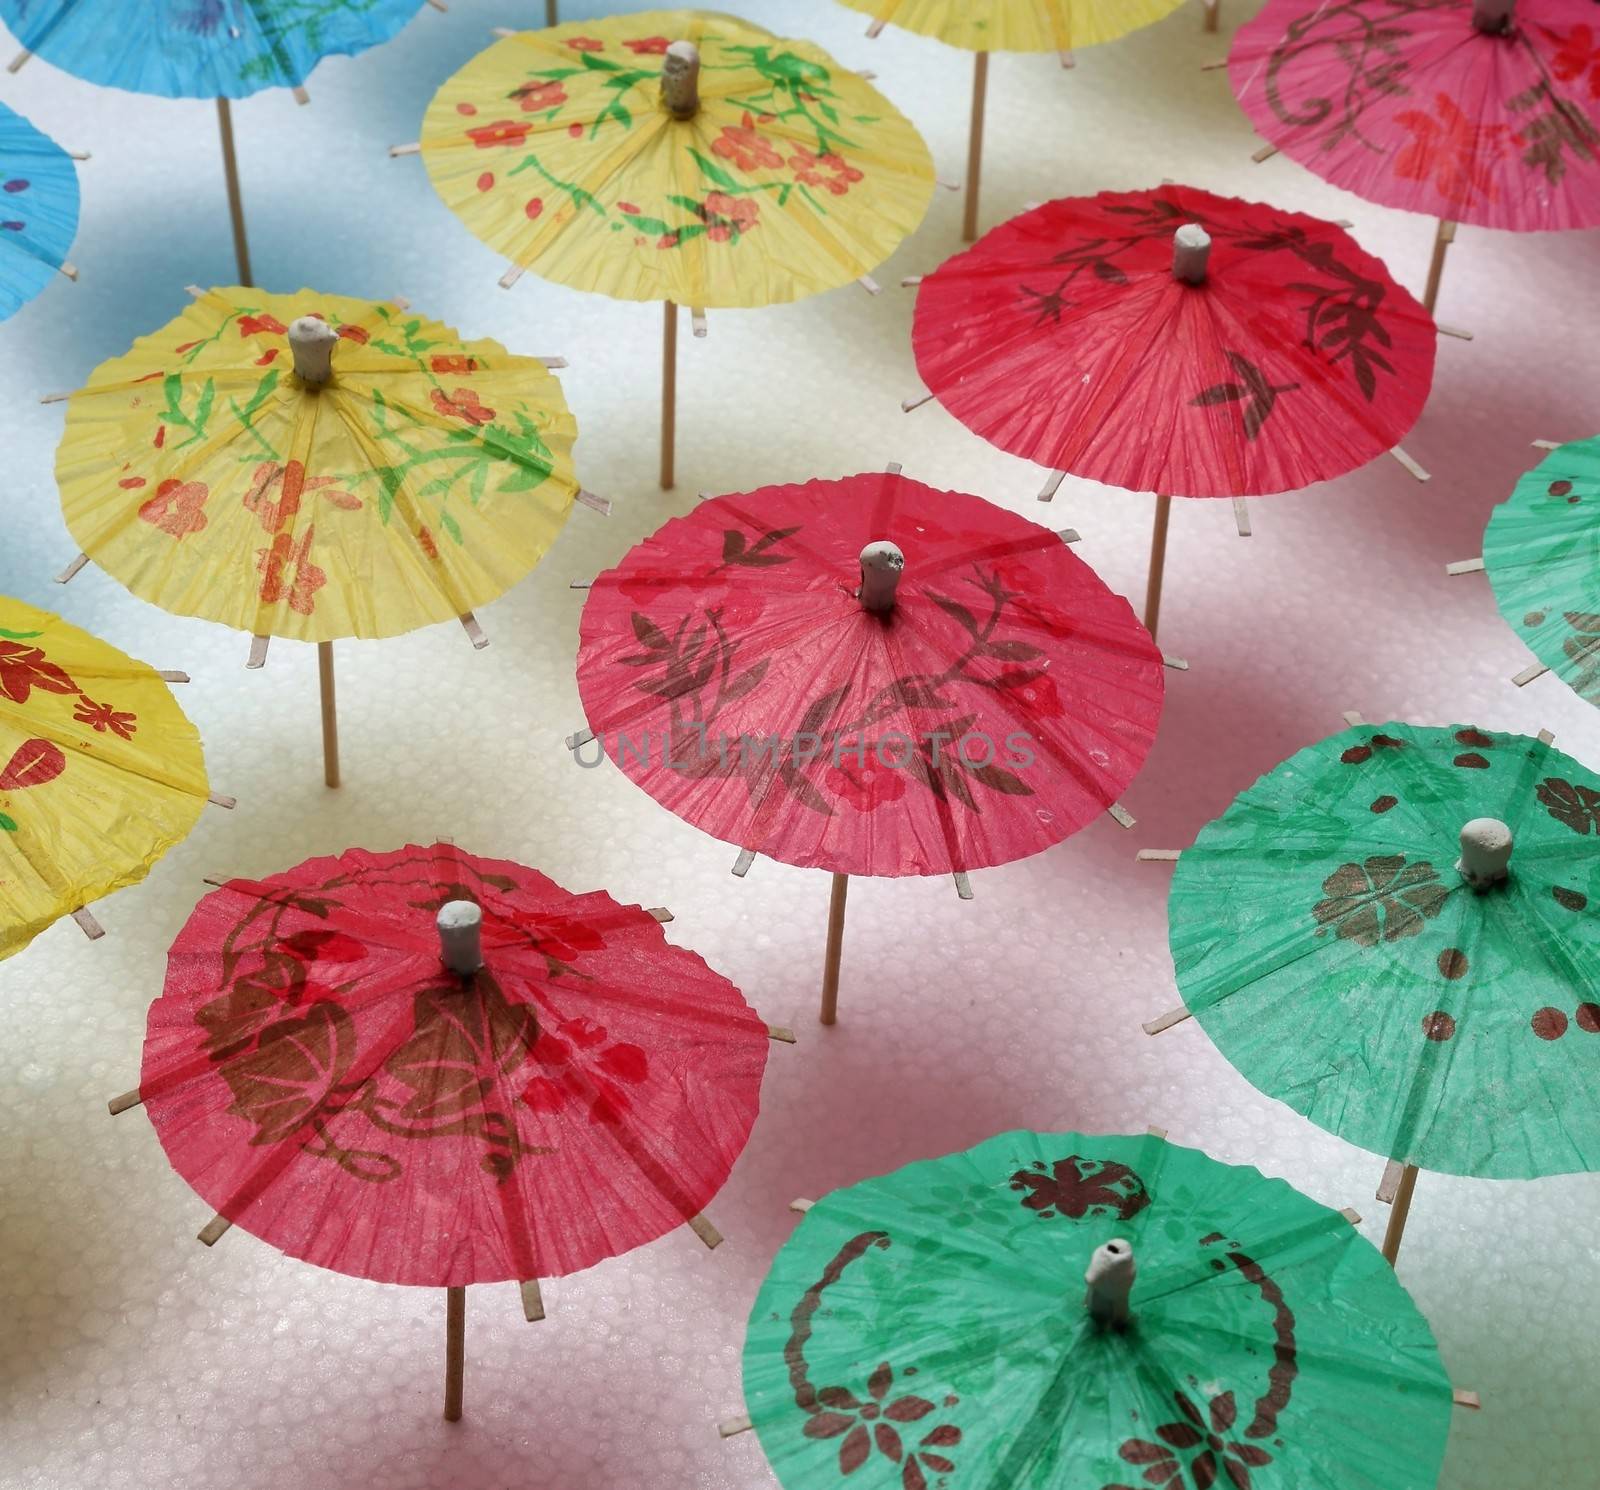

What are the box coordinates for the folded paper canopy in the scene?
[574,471,1164,877]
[1230,0,1600,232]
[1170,721,1600,1178]
[419,8,935,308]
[0,0,428,98]
[743,1129,1453,1490]
[834,0,1186,51]
[56,287,580,642]
[0,596,208,962]
[0,100,77,322]
[1483,434,1600,709]
[912,185,1437,497]
[138,843,769,1285]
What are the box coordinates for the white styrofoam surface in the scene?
[0,2,1596,1486]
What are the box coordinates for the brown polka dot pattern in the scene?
[1553,886,1588,912]
[1341,745,1371,764]
[1455,728,1493,748]
[1524,610,1546,626]
[1421,1011,1456,1041]
[1454,753,1490,769]
[1532,1007,1569,1041]
[1438,948,1469,980]
[1578,1004,1600,1034]
[1370,795,1398,814]
[1549,480,1573,496]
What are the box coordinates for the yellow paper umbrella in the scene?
[413,8,934,487]
[0,595,213,961]
[836,0,1192,238]
[54,286,584,787]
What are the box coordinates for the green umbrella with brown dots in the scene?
[1155,720,1600,1264]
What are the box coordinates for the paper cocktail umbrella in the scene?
[0,99,79,320]
[51,286,586,787]
[410,8,934,488]
[1229,0,1600,314]
[112,841,782,1419]
[731,1129,1463,1490]
[909,184,1437,640]
[1146,719,1600,1264]
[573,468,1166,1023]
[1,595,224,961]
[2,0,438,285]
[837,0,1190,240]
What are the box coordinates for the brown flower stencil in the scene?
[1109,1391,1274,1490]
[1312,856,1448,945]
[1009,1154,1151,1221]
[220,1001,358,1146]
[1539,777,1600,834]
[1190,352,1301,440]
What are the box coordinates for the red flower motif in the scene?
[417,526,440,561]
[566,36,604,51]
[256,527,327,616]
[521,1016,648,1126]
[138,478,210,538]
[467,119,532,150]
[703,191,759,241]
[243,460,359,535]
[430,386,497,426]
[1393,93,1519,205]
[525,197,544,219]
[337,323,369,344]
[1110,1392,1273,1490]
[711,112,783,172]
[998,668,1063,717]
[238,313,287,337]
[0,643,75,706]
[477,170,495,192]
[1552,24,1600,100]
[0,738,66,792]
[431,353,479,375]
[255,349,278,365]
[825,756,908,813]
[802,1363,959,1487]
[623,36,670,54]
[511,79,567,112]
[73,695,138,740]
[789,148,864,197]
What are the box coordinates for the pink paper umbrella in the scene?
[1230,0,1600,311]
[574,469,1166,1023]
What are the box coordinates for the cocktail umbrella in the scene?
[51,285,586,787]
[1,594,224,961]
[909,184,1437,640]
[0,99,80,320]
[836,0,1189,241]
[2,0,437,286]
[1229,0,1600,314]
[1148,719,1600,1265]
[573,468,1166,1023]
[410,8,934,489]
[112,841,783,1419]
[733,1128,1462,1490]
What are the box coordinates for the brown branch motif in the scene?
[194,854,588,1185]
[1507,76,1600,187]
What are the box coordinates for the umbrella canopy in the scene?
[418,8,935,308]
[138,842,769,1285]
[743,1129,1454,1490]
[912,185,1437,498]
[1229,0,1600,233]
[0,0,427,97]
[834,0,1185,52]
[1,595,209,961]
[1483,433,1600,709]
[574,471,1164,878]
[56,286,580,643]
[0,99,78,322]
[1169,721,1600,1179]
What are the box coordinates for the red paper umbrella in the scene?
[1230,0,1600,309]
[910,184,1436,636]
[574,469,1165,1020]
[123,842,774,1417]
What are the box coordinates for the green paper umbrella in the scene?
[1482,435,1600,709]
[741,1129,1454,1490]
[1165,721,1600,1258]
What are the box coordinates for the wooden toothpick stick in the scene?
[1142,1005,1192,1035]
[108,1089,143,1116]
[687,1213,723,1249]
[718,1414,753,1438]
[198,1213,232,1246]
[519,1279,545,1322]
[1136,848,1182,862]
[1445,557,1485,575]
[459,612,489,649]
[71,907,104,940]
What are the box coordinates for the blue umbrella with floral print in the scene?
[0,99,78,320]
[737,1129,1459,1490]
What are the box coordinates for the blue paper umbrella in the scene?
[0,99,78,321]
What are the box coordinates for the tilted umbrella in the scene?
[112,841,785,1419]
[0,98,80,321]
[409,8,934,488]
[51,285,587,786]
[909,184,1437,640]
[573,468,1166,1023]
[2,0,439,285]
[1146,719,1600,1263]
[1,594,225,960]
[835,0,1190,240]
[732,1128,1465,1490]
[1229,0,1600,314]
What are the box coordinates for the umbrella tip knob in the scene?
[1085,1238,1135,1328]
[1173,224,1211,286]
[288,316,337,385]
[662,41,701,118]
[1472,0,1515,33]
[437,899,484,975]
[858,540,904,613]
[1458,817,1512,889]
